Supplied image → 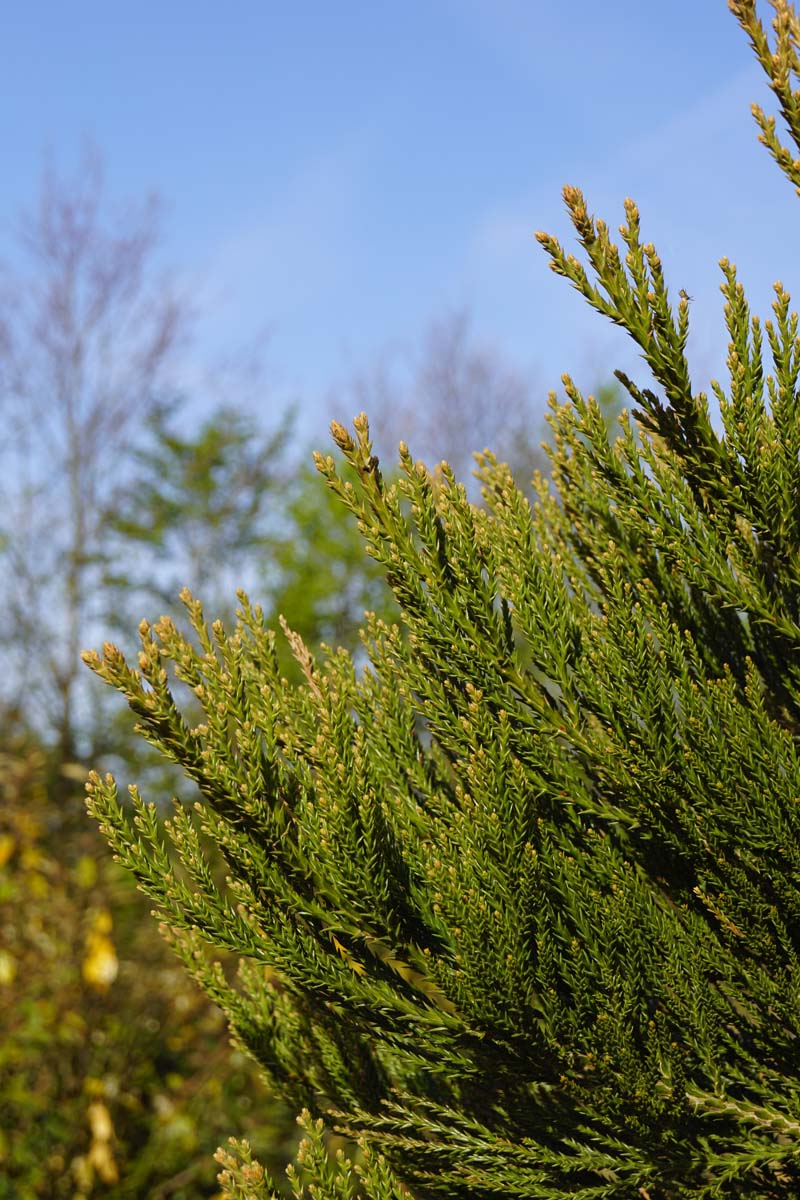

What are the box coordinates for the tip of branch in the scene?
[330,420,353,452]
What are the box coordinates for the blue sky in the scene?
[1,0,795,446]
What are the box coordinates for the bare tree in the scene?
[351,309,547,491]
[0,151,189,762]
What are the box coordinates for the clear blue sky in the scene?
[2,0,795,443]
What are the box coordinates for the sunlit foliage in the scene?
[82,2,800,1197]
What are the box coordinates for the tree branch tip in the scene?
[330,420,353,451]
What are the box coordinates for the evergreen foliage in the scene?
[264,456,398,669]
[84,2,800,1195]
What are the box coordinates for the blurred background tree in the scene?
[351,308,547,494]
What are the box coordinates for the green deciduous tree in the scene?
[82,1,800,1196]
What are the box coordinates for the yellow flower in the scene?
[81,1101,119,1185]
[88,1101,114,1143]
[0,834,15,868]
[82,910,118,990]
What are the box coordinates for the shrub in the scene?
[84,2,800,1196]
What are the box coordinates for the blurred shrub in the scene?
[0,735,296,1199]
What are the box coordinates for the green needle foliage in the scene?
[83,2,800,1196]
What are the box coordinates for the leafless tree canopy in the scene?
[0,152,190,758]
[350,310,546,491]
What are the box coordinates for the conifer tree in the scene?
[84,2,800,1195]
